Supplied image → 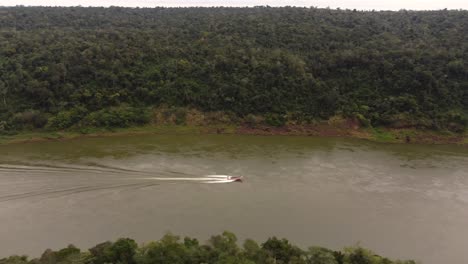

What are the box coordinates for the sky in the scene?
[1,0,467,10]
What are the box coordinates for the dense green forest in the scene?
[0,232,415,264]
[0,6,467,133]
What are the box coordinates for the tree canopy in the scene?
[0,232,416,264]
[0,6,466,132]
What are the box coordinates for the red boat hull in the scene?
[228,176,243,182]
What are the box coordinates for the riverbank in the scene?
[0,123,466,146]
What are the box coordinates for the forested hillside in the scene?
[0,7,467,132]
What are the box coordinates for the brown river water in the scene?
[0,134,467,263]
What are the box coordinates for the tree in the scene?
[261,237,305,264]
[107,238,138,264]
[0,80,7,106]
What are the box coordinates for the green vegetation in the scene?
[371,128,398,143]
[0,232,416,264]
[0,6,467,135]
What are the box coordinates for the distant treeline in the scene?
[0,6,467,132]
[0,232,415,264]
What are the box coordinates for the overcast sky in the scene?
[1,0,467,10]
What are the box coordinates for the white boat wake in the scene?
[205,179,237,184]
[133,175,243,184]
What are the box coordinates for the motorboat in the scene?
[203,175,244,183]
[227,176,243,182]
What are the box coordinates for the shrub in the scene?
[88,241,113,264]
[261,237,303,264]
[204,111,236,125]
[11,110,48,129]
[355,113,371,127]
[0,121,7,132]
[56,245,81,262]
[327,115,347,127]
[185,109,205,126]
[0,255,29,264]
[46,107,87,130]
[152,106,187,125]
[306,247,338,264]
[172,107,187,125]
[136,234,188,264]
[430,111,467,132]
[265,113,287,127]
[82,106,151,128]
[108,238,137,264]
[244,114,264,128]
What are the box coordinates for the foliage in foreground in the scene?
[0,232,416,264]
[0,7,467,133]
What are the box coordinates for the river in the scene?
[0,135,467,264]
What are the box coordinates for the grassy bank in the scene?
[1,107,466,146]
[0,123,466,146]
[0,125,232,145]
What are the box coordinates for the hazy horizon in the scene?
[1,1,467,11]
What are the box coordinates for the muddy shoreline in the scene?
[0,124,466,146]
